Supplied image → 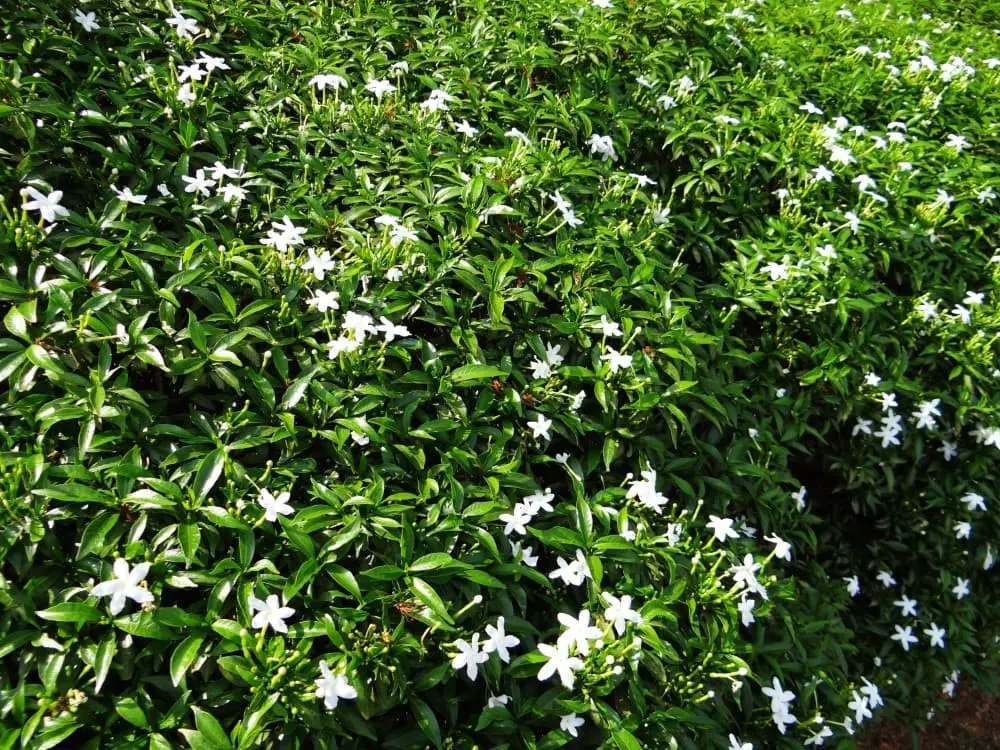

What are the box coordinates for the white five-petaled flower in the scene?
[177,84,196,106]
[166,10,200,39]
[924,622,947,648]
[963,291,984,307]
[548,550,590,587]
[738,596,756,627]
[307,289,340,313]
[537,642,584,689]
[848,690,872,724]
[178,62,206,82]
[791,486,807,510]
[499,506,531,536]
[890,624,918,651]
[945,134,969,152]
[483,616,521,663]
[557,609,603,656]
[762,676,798,734]
[91,558,154,615]
[310,73,348,91]
[585,133,618,162]
[893,595,918,617]
[511,541,539,567]
[341,311,375,342]
[181,169,215,196]
[526,413,552,441]
[257,488,293,522]
[209,161,244,181]
[602,592,642,635]
[261,216,307,252]
[315,661,357,710]
[365,78,396,99]
[74,9,100,31]
[765,533,791,561]
[249,593,295,633]
[594,315,622,337]
[812,164,834,182]
[454,119,479,138]
[876,570,896,588]
[844,575,860,597]
[301,248,335,280]
[729,735,753,750]
[707,515,739,543]
[730,554,768,599]
[451,633,490,681]
[951,577,970,599]
[601,348,633,373]
[377,316,410,342]
[197,53,230,72]
[21,186,70,222]
[111,185,147,204]
[762,262,788,281]
[960,492,986,512]
[625,468,668,513]
[560,713,585,738]
[939,441,958,461]
[861,677,883,708]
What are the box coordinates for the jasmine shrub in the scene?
[1,0,999,747]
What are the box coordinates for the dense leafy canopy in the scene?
[1,0,999,748]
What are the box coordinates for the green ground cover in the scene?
[1,0,999,747]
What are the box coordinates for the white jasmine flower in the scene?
[365,78,396,99]
[585,133,618,162]
[166,10,200,39]
[526,414,552,441]
[706,515,739,543]
[91,559,154,615]
[451,634,489,681]
[560,713,585,737]
[74,10,100,32]
[21,185,70,222]
[257,489,293,522]
[249,594,295,633]
[483,616,520,663]
[601,592,642,635]
[537,642,584,689]
[301,248,335,280]
[315,662,357,710]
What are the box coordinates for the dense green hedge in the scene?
[1,0,998,747]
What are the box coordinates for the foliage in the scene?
[1,0,998,747]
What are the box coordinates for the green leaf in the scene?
[0,349,27,382]
[114,611,178,640]
[36,602,103,624]
[192,707,234,749]
[448,364,506,385]
[193,449,226,502]
[410,698,443,750]
[115,697,149,729]
[179,522,202,562]
[94,631,116,694]
[327,565,363,600]
[409,577,454,624]
[3,306,29,341]
[281,367,317,410]
[170,635,205,686]
[360,565,405,581]
[408,552,458,573]
[611,729,643,750]
[76,511,118,560]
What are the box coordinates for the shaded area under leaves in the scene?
[859,686,1000,750]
